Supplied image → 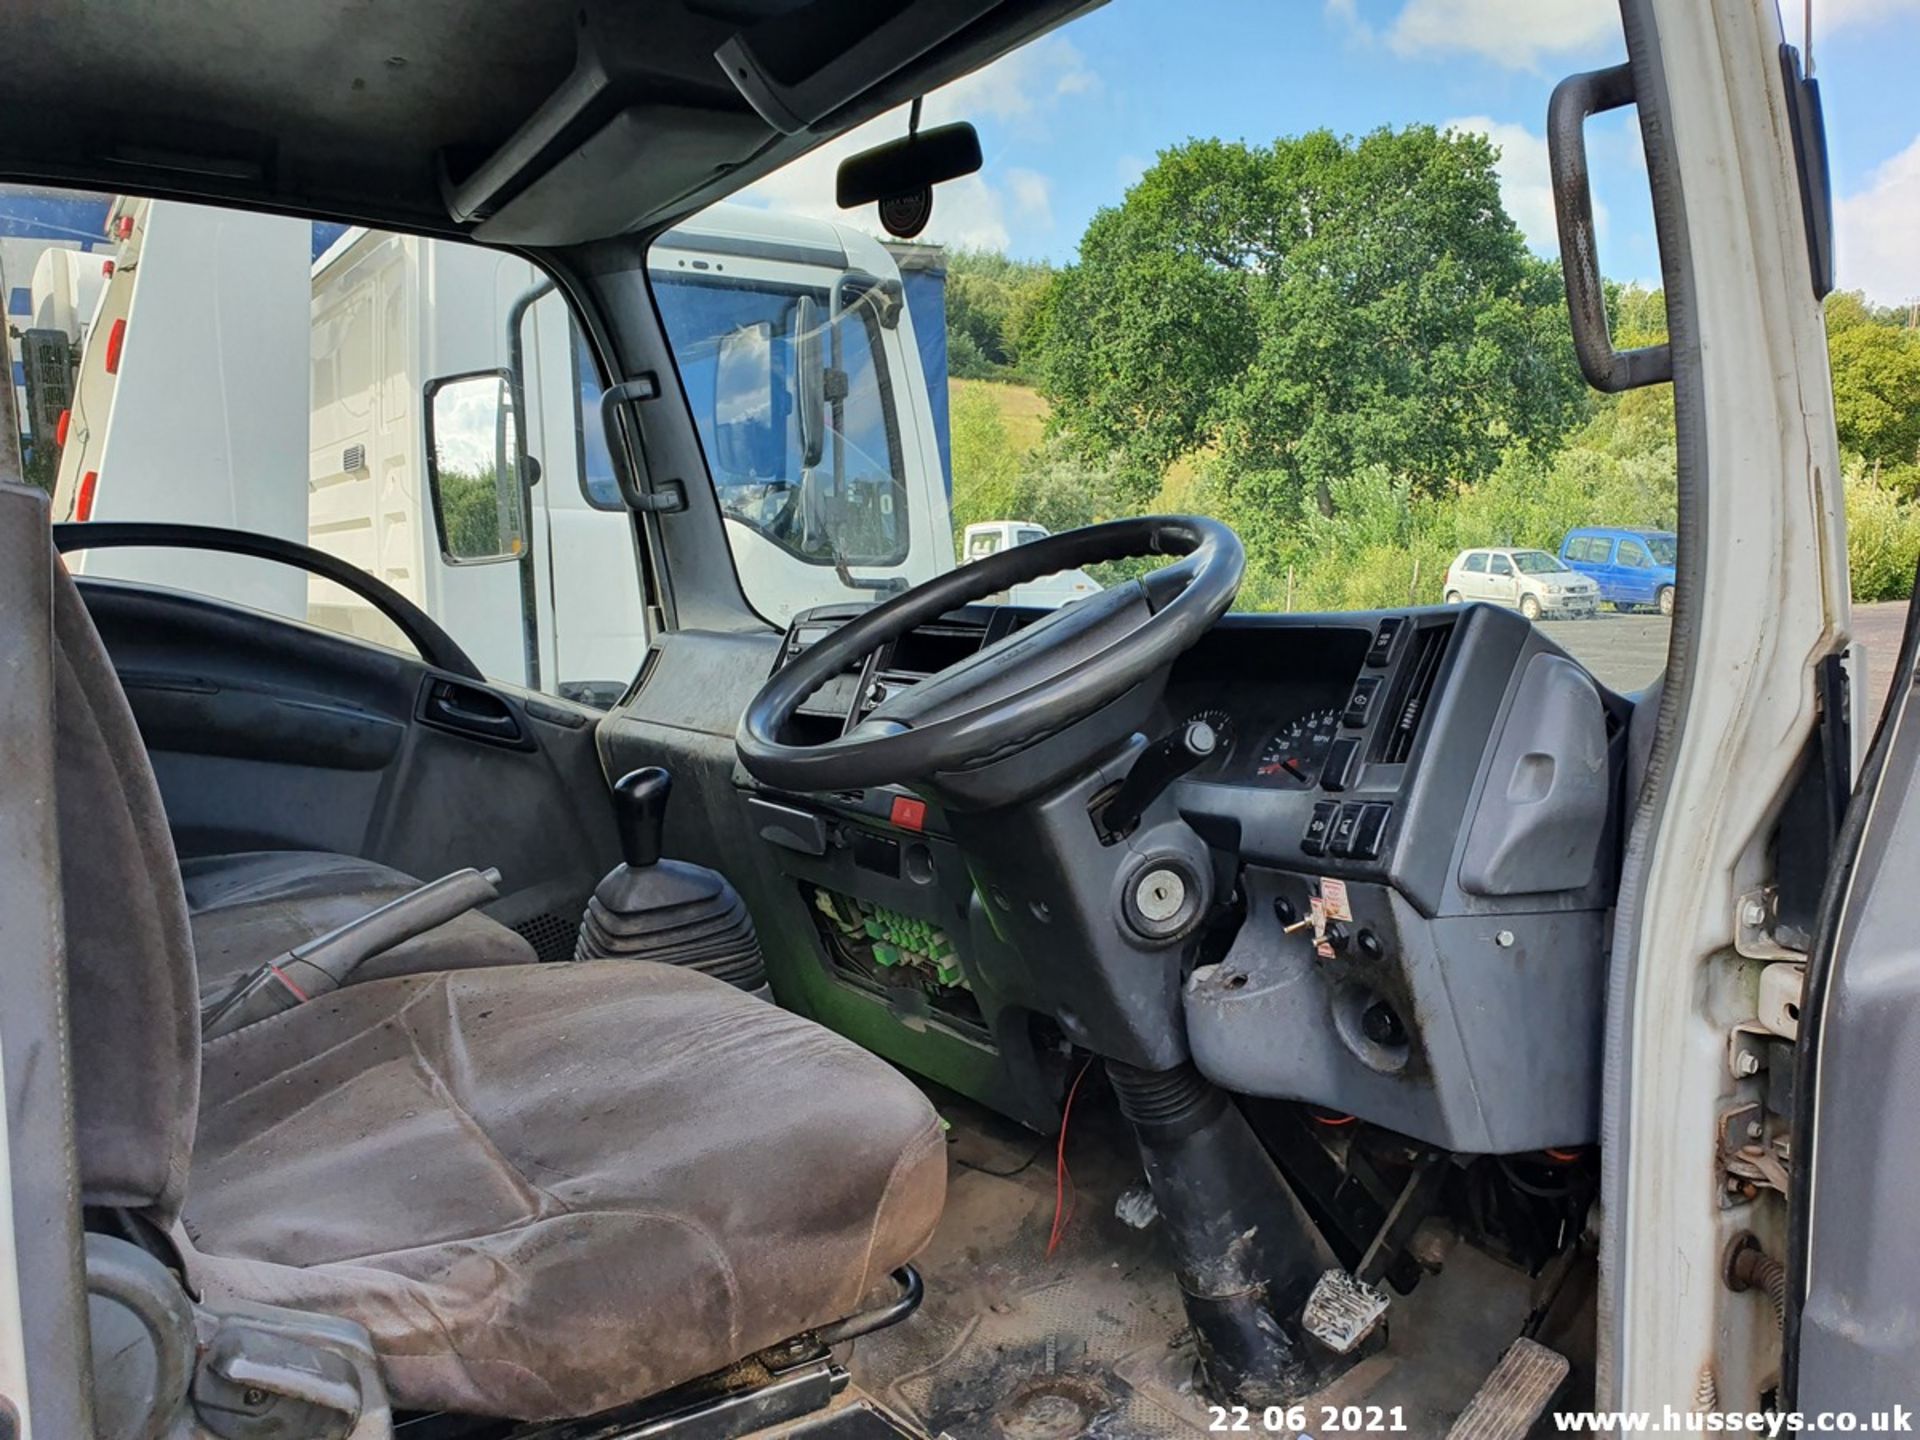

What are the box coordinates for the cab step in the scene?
[1444,1337,1570,1440]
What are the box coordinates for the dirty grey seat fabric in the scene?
[181,848,535,999]
[185,961,947,1418]
[52,557,948,1422]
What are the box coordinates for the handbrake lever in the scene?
[201,867,502,1040]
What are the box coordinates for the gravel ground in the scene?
[1537,600,1909,723]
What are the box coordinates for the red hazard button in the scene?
[889,795,927,832]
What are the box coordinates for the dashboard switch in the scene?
[1367,618,1404,667]
[1342,676,1383,728]
[1352,802,1392,860]
[1328,803,1364,857]
[1321,736,1361,792]
[1302,800,1339,856]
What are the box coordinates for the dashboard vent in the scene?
[1377,621,1453,765]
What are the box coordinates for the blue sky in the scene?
[749,0,1920,305]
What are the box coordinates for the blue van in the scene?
[1558,528,1678,614]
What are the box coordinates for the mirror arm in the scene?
[505,278,557,486]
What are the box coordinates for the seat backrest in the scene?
[52,558,199,1226]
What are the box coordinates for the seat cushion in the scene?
[181,960,947,1420]
[181,849,536,998]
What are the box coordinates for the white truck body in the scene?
[53,197,311,622]
[961,520,1102,607]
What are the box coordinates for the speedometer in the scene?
[1255,707,1342,786]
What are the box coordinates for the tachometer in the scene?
[1255,707,1341,786]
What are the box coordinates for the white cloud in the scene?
[930,35,1097,127]
[1388,0,1617,69]
[1005,168,1054,231]
[1382,0,1917,69]
[1834,132,1920,305]
[1324,0,1374,42]
[1444,115,1603,254]
[733,35,1091,254]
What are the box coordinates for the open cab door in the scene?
[1791,579,1920,1415]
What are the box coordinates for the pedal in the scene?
[1300,1269,1390,1355]
[1445,1337,1570,1440]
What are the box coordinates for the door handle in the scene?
[418,677,530,747]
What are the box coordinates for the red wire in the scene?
[1047,1058,1095,1257]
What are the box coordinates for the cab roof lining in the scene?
[0,0,1095,251]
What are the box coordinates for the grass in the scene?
[952,378,1049,456]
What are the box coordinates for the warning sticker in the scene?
[1319,877,1353,921]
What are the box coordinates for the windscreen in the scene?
[1513,551,1570,574]
[636,1,1899,689]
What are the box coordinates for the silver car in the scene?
[1443,546,1600,619]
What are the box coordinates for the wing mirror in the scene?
[793,294,826,470]
[424,370,529,564]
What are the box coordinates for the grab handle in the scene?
[1548,63,1673,392]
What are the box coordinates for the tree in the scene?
[1829,321,1920,472]
[1028,126,1587,512]
[944,250,1055,380]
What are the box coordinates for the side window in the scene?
[1464,553,1488,574]
[1619,539,1650,568]
[1566,538,1592,562]
[1015,527,1047,547]
[1489,554,1513,577]
[26,186,642,702]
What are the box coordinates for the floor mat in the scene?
[850,1089,1545,1439]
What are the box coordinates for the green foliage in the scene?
[1829,321,1920,470]
[1027,127,1587,511]
[946,153,1919,605]
[949,384,1110,552]
[944,250,1054,381]
[436,465,519,560]
[1844,457,1920,602]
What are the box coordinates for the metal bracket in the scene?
[1735,886,1804,962]
[1718,1101,1791,1207]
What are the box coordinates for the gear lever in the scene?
[575,767,769,993]
[613,766,671,868]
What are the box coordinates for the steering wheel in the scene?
[737,516,1244,794]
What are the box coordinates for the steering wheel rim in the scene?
[736,515,1243,793]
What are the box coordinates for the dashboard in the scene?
[719,596,1633,1154]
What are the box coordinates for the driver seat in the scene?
[53,559,947,1421]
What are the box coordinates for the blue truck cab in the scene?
[1558,527,1678,614]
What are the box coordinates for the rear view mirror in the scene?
[714,322,785,478]
[836,119,982,239]
[424,370,529,564]
[793,295,825,470]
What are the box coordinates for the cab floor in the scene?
[848,1085,1551,1439]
